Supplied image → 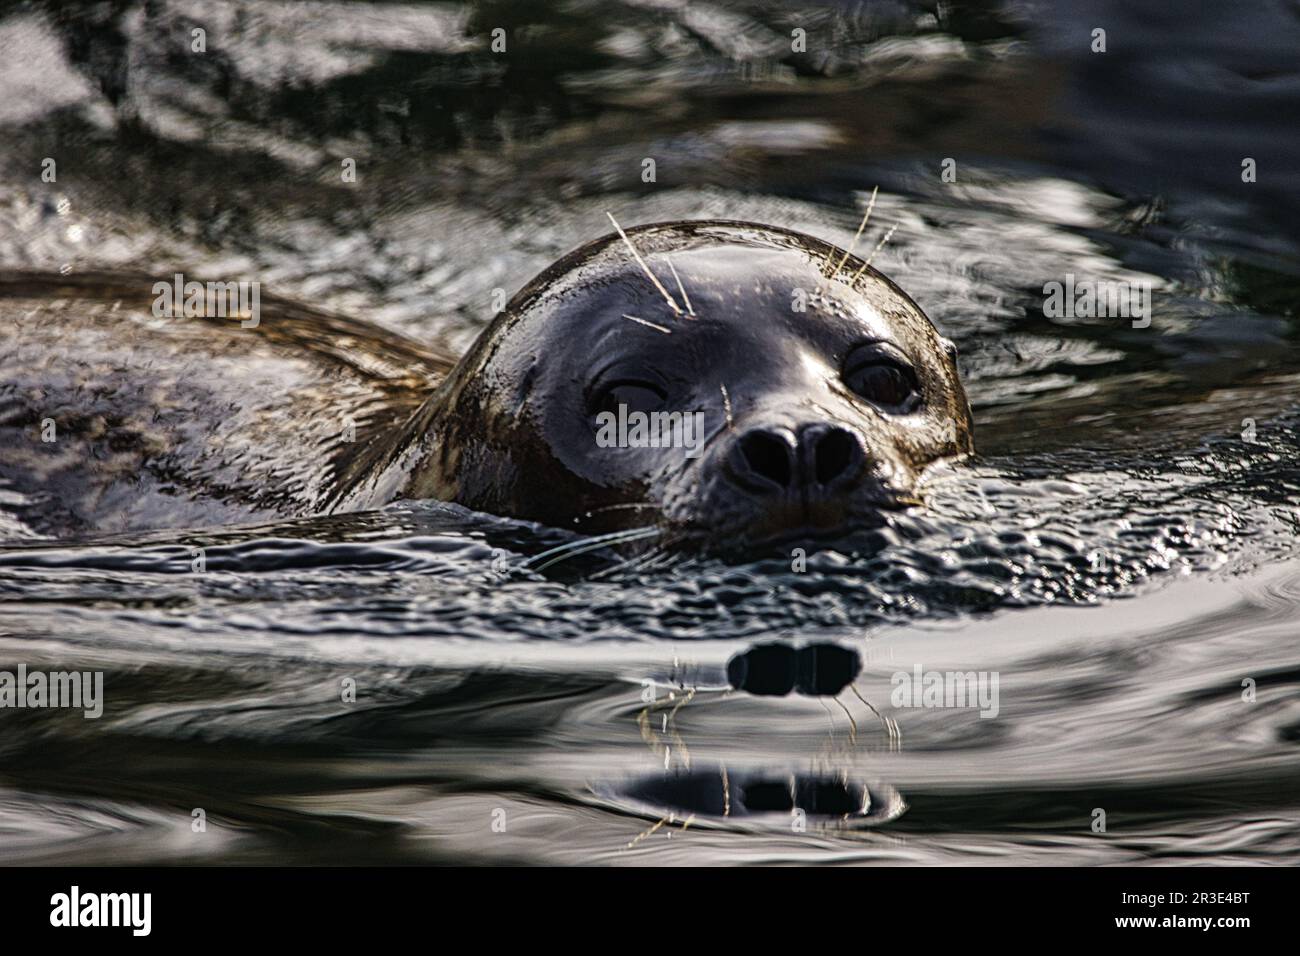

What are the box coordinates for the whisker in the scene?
[665,257,696,317]
[720,384,733,429]
[534,525,661,561]
[622,313,671,334]
[664,687,696,770]
[606,212,682,315]
[638,550,678,574]
[532,537,659,574]
[826,185,878,278]
[849,223,900,286]
[818,697,837,742]
[642,526,694,561]
[624,815,668,850]
[575,502,659,522]
[834,694,858,745]
[527,526,662,573]
[851,683,901,750]
[589,544,666,580]
[528,526,656,563]
[850,683,885,722]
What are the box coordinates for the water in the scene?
[2,0,1299,864]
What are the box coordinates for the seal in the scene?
[354,220,974,548]
[0,220,972,545]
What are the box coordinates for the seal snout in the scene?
[708,419,887,540]
[727,422,867,497]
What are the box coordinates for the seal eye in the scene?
[843,358,919,412]
[593,380,667,417]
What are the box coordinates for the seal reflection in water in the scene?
[0,221,972,548]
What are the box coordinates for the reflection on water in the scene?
[2,0,1300,864]
[4,554,1300,864]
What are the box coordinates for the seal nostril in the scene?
[812,427,858,485]
[738,431,793,488]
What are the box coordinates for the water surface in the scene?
[2,0,1299,864]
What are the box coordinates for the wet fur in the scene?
[0,270,454,537]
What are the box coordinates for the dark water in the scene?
[2,0,1300,864]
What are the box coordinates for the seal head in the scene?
[400,220,973,548]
